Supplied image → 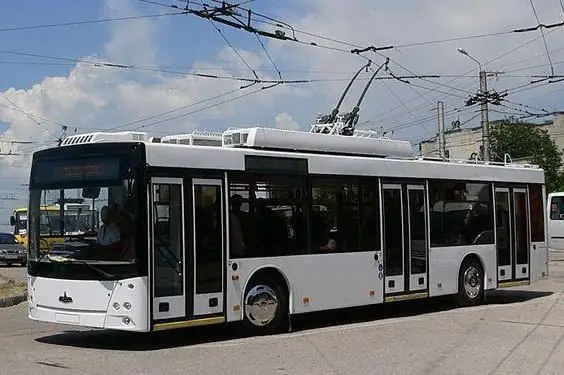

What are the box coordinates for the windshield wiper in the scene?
[36,249,50,263]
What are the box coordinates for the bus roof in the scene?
[44,125,544,184]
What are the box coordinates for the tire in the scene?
[241,277,288,336]
[456,258,485,307]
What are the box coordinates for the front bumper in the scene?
[0,253,26,264]
[28,276,149,332]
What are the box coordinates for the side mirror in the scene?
[9,216,15,226]
[125,166,138,198]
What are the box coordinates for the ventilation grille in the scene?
[60,134,95,146]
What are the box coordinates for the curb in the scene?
[0,292,28,308]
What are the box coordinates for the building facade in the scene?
[418,114,564,163]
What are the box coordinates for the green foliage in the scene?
[489,116,564,192]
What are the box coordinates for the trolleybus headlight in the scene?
[123,302,131,310]
[122,317,131,325]
[113,302,120,310]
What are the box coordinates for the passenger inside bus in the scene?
[463,203,489,244]
[229,194,246,257]
[116,211,135,260]
[254,200,289,256]
[319,227,338,252]
[97,205,120,245]
[228,191,306,257]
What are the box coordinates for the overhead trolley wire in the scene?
[0,11,186,32]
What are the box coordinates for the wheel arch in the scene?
[241,265,293,318]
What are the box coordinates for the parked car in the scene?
[0,232,27,266]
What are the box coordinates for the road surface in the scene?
[0,255,563,375]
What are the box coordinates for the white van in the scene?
[547,191,564,252]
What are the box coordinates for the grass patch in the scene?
[0,279,26,299]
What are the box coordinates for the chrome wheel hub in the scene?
[464,265,481,299]
[244,285,279,327]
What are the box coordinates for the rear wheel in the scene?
[456,258,485,307]
[242,277,288,335]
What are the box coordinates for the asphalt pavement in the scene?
[0,256,564,375]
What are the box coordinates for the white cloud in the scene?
[102,0,158,65]
[0,0,301,176]
[274,112,300,130]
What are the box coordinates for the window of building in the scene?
[428,180,494,247]
[228,173,308,258]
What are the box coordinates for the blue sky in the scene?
[0,0,297,89]
[1,0,564,231]
[0,1,104,90]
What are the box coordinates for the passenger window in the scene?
[310,179,379,253]
[360,182,380,251]
[340,184,360,251]
[550,196,564,221]
[311,182,340,252]
[228,173,308,258]
[428,181,494,247]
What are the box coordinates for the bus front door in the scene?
[191,178,225,317]
[151,178,187,321]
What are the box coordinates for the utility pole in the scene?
[457,47,496,162]
[437,101,446,158]
[479,71,490,161]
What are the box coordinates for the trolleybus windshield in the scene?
[28,154,144,279]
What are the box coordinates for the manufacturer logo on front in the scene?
[58,292,73,303]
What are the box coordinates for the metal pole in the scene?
[479,71,490,161]
[436,101,441,158]
[437,101,445,158]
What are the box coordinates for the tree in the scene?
[489,116,564,192]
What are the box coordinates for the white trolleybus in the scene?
[26,119,548,334]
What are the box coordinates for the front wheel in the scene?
[456,258,485,307]
[241,278,288,335]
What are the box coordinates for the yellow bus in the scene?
[10,202,98,250]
